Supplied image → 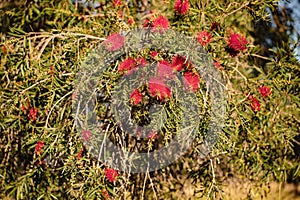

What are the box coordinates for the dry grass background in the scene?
[137,175,300,200]
[222,181,300,200]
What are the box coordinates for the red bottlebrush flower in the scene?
[105,168,119,183]
[35,141,44,155]
[228,33,248,51]
[104,33,125,52]
[128,17,134,25]
[152,16,169,32]
[48,65,54,75]
[113,0,122,7]
[197,31,212,46]
[148,78,172,101]
[118,57,137,73]
[259,86,272,97]
[214,61,223,70]
[2,45,7,55]
[210,22,220,31]
[184,71,201,92]
[82,130,93,142]
[28,107,38,122]
[174,0,190,15]
[157,60,174,79]
[148,130,158,140]
[248,95,260,112]
[77,149,83,159]
[143,19,151,27]
[130,89,143,105]
[34,160,44,165]
[137,57,147,67]
[117,10,123,19]
[151,51,158,58]
[172,55,187,71]
[102,190,111,200]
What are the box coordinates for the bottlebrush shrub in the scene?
[0,0,299,199]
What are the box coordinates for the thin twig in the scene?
[223,2,250,19]
[20,78,49,95]
[250,53,273,61]
[206,159,216,199]
[45,90,73,128]
[142,170,148,200]
[97,123,110,168]
[148,171,158,200]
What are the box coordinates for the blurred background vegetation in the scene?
[0,0,299,199]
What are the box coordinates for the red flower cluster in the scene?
[144,15,169,32]
[143,19,151,27]
[137,57,147,67]
[184,71,201,92]
[259,86,272,97]
[82,130,93,142]
[248,95,260,112]
[127,17,134,25]
[77,149,83,160]
[2,45,7,55]
[174,0,190,15]
[214,61,223,71]
[130,89,143,105]
[48,65,54,75]
[148,78,172,101]
[151,51,158,58]
[105,168,119,182]
[228,33,248,51]
[227,33,248,57]
[152,16,169,31]
[156,56,189,80]
[28,107,38,122]
[157,60,174,79]
[21,99,39,122]
[172,55,188,71]
[102,190,111,200]
[247,86,271,112]
[118,57,147,74]
[118,57,137,73]
[35,141,44,156]
[117,10,123,19]
[148,130,158,140]
[104,33,125,52]
[197,31,212,46]
[113,0,122,7]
